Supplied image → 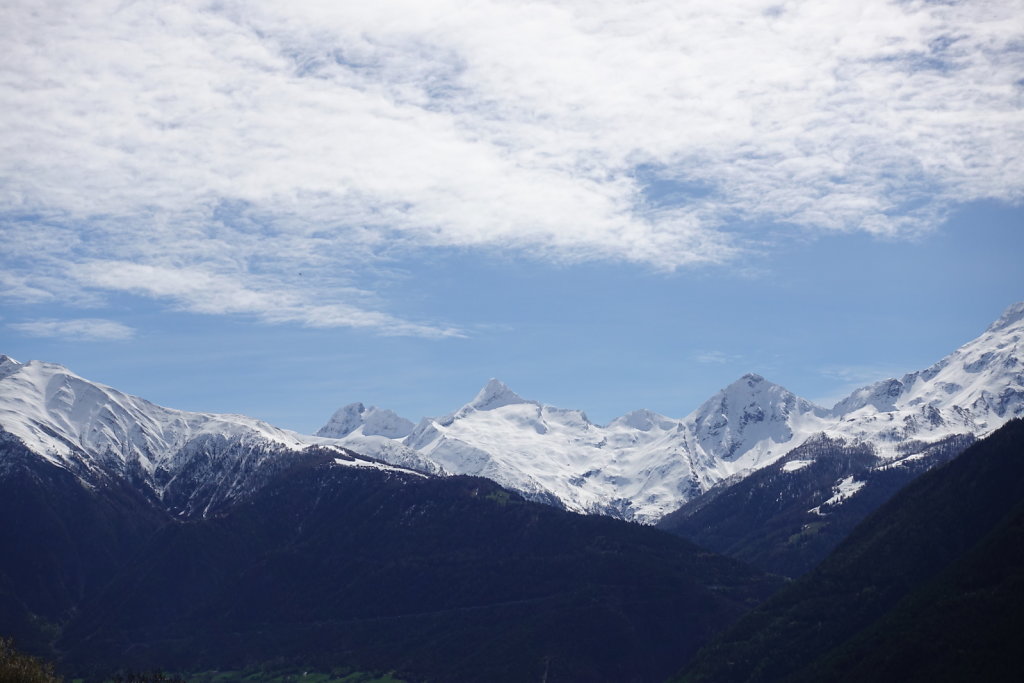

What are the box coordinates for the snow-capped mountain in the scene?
[0,355,434,515]
[685,373,831,471]
[0,355,307,468]
[395,375,833,522]
[3,302,1021,524]
[829,302,1024,446]
[403,379,677,513]
[317,403,415,439]
[319,302,1024,523]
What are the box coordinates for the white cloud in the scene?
[75,261,463,338]
[0,272,58,304]
[1,0,1022,330]
[10,318,136,341]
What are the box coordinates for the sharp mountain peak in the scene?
[987,300,1024,332]
[467,378,536,412]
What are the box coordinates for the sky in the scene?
[1,0,1022,433]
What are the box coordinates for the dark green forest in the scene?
[658,434,973,577]
[675,419,1024,683]
[4,421,1023,682]
[0,441,778,683]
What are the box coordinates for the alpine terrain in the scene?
[320,301,1024,523]
[0,303,1021,680]
[0,353,440,518]
[1,302,1021,526]
[0,386,780,681]
[675,417,1024,683]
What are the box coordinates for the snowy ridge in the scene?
[398,375,832,522]
[0,356,435,512]
[0,357,305,470]
[404,383,703,517]
[317,403,416,439]
[3,303,1021,524]
[333,303,1022,523]
[827,303,1023,444]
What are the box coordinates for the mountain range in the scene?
[2,303,1023,681]
[0,408,780,682]
[323,301,1024,521]
[2,302,1021,524]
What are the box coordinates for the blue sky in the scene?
[1,1,1022,432]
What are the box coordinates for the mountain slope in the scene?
[313,303,1023,522]
[52,459,781,683]
[2,303,1021,526]
[399,375,833,522]
[829,301,1024,447]
[0,356,436,516]
[675,418,1024,683]
[0,431,169,656]
[657,433,974,577]
[798,496,1024,682]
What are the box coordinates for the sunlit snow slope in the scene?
[397,375,833,522]
[0,355,436,515]
[353,303,1024,522]
[3,304,1021,524]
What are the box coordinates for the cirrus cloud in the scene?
[9,318,136,342]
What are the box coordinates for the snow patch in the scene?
[810,475,866,515]
[331,457,427,477]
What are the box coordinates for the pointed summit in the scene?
[467,379,534,412]
[708,373,808,410]
[317,402,414,439]
[732,373,766,388]
[429,379,542,428]
[0,355,21,379]
[831,378,905,415]
[687,373,827,463]
[987,301,1024,333]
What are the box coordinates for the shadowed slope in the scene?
[46,453,781,683]
[675,419,1024,683]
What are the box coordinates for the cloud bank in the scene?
[2,0,1022,333]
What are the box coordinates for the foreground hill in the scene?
[1,433,780,683]
[657,433,974,577]
[675,418,1024,682]
[0,354,439,520]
